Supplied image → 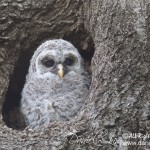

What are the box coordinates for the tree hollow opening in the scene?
[2,25,95,130]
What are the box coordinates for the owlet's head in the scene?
[29,39,84,79]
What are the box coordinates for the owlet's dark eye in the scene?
[64,58,74,66]
[44,59,55,67]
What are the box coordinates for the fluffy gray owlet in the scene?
[21,39,91,129]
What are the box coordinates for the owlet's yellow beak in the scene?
[58,64,64,79]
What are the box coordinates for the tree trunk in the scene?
[0,0,149,149]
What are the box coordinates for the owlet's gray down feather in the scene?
[21,39,91,129]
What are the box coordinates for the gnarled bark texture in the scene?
[0,0,149,149]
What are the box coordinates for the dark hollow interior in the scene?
[2,25,95,130]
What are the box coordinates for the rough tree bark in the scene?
[0,0,149,150]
